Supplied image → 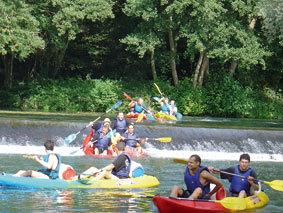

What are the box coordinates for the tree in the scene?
[0,0,44,88]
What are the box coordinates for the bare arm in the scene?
[35,154,57,170]
[201,170,223,196]
[101,163,115,172]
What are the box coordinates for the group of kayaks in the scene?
[126,111,182,122]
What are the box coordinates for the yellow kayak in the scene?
[155,112,177,121]
[245,191,269,210]
[76,175,160,189]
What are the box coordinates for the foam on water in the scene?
[0,144,282,162]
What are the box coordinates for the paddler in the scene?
[209,153,259,198]
[170,154,223,200]
[129,97,144,113]
[113,112,128,134]
[80,142,142,179]
[14,140,61,179]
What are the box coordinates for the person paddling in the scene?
[122,123,147,155]
[81,142,138,180]
[14,140,61,179]
[170,154,223,200]
[158,97,170,114]
[113,112,128,134]
[129,97,144,113]
[209,153,259,198]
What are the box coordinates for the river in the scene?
[0,113,282,212]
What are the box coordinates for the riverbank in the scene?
[1,110,282,130]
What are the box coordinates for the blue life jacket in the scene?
[161,103,170,113]
[123,132,138,147]
[38,154,60,179]
[230,165,253,195]
[95,127,111,149]
[114,118,127,134]
[184,166,210,195]
[133,103,143,113]
[112,153,131,178]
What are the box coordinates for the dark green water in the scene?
[0,155,282,212]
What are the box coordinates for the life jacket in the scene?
[229,165,253,195]
[161,103,170,114]
[95,127,111,149]
[111,153,131,178]
[114,118,127,134]
[184,166,210,195]
[39,154,61,179]
[123,132,138,148]
[133,103,143,113]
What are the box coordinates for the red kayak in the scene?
[153,196,229,213]
[126,113,147,120]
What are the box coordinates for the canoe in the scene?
[155,112,177,121]
[0,174,160,189]
[153,191,269,213]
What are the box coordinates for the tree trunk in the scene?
[2,54,14,89]
[150,49,157,81]
[229,60,238,76]
[193,52,204,88]
[52,40,69,78]
[198,53,209,86]
[168,17,178,86]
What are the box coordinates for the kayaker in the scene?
[122,123,147,155]
[14,140,61,179]
[92,120,113,155]
[129,97,144,113]
[113,112,128,134]
[81,142,136,180]
[170,154,223,200]
[169,100,178,116]
[209,153,259,198]
[158,97,170,114]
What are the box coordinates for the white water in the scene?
[0,144,282,162]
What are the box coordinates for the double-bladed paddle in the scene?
[173,158,283,192]
[64,101,122,145]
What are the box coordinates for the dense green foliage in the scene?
[0,77,282,119]
[0,0,282,119]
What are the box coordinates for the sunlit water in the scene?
[0,115,282,212]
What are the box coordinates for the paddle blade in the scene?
[64,132,80,145]
[154,83,163,96]
[136,112,144,123]
[155,137,172,143]
[123,92,133,101]
[263,180,283,191]
[217,197,246,211]
[110,100,123,111]
[153,97,160,102]
[173,158,187,164]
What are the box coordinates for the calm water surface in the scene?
[0,155,282,212]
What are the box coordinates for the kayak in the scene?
[0,174,160,189]
[155,112,177,121]
[153,191,269,213]
[126,113,147,120]
[82,130,147,158]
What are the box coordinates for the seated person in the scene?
[14,140,61,179]
[113,112,128,134]
[159,97,170,114]
[92,123,112,155]
[129,97,144,114]
[80,142,135,180]
[122,124,147,155]
[209,153,259,198]
[170,154,223,200]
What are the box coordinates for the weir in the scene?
[0,119,282,161]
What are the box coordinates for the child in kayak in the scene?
[14,140,61,179]
[170,154,223,200]
[208,153,259,198]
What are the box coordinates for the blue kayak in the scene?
[0,174,159,189]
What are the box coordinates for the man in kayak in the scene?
[92,120,113,155]
[170,154,223,200]
[122,123,147,155]
[158,97,170,114]
[14,140,60,179]
[80,142,135,180]
[113,112,128,134]
[129,97,144,113]
[209,153,259,198]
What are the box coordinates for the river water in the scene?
[0,114,282,212]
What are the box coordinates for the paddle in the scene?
[154,83,164,97]
[173,158,283,192]
[64,101,122,145]
[136,110,145,123]
[124,137,172,143]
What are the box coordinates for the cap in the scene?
[103,118,111,124]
